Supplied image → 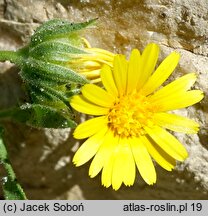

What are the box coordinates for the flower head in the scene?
[70,43,204,190]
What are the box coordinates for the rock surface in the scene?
[0,0,207,199]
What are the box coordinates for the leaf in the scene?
[11,104,76,128]
[30,18,97,47]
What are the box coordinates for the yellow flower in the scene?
[67,38,115,83]
[70,43,204,190]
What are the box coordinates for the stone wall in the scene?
[0,0,207,199]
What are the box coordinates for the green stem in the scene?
[3,162,16,180]
[0,50,20,64]
[0,46,29,66]
[0,127,27,200]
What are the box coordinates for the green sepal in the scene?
[27,83,69,107]
[20,64,68,86]
[20,58,89,85]
[30,18,97,48]
[26,83,80,109]
[10,104,76,128]
[29,40,87,63]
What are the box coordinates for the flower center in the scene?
[108,92,155,138]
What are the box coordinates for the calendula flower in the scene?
[70,43,204,190]
[68,38,115,83]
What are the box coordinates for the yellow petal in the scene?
[81,69,100,79]
[149,73,197,102]
[153,112,199,134]
[101,150,115,188]
[101,137,119,187]
[145,126,188,161]
[142,135,176,171]
[91,77,101,83]
[137,43,160,90]
[126,49,141,94]
[86,47,115,61]
[152,90,204,112]
[100,65,118,97]
[119,138,136,187]
[130,136,156,185]
[89,130,117,178]
[81,84,115,107]
[74,116,108,139]
[111,144,123,190]
[111,138,135,190]
[70,95,109,115]
[73,126,108,166]
[113,54,128,95]
[141,52,180,96]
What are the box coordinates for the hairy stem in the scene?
[0,46,28,66]
[0,127,27,200]
[0,50,20,64]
